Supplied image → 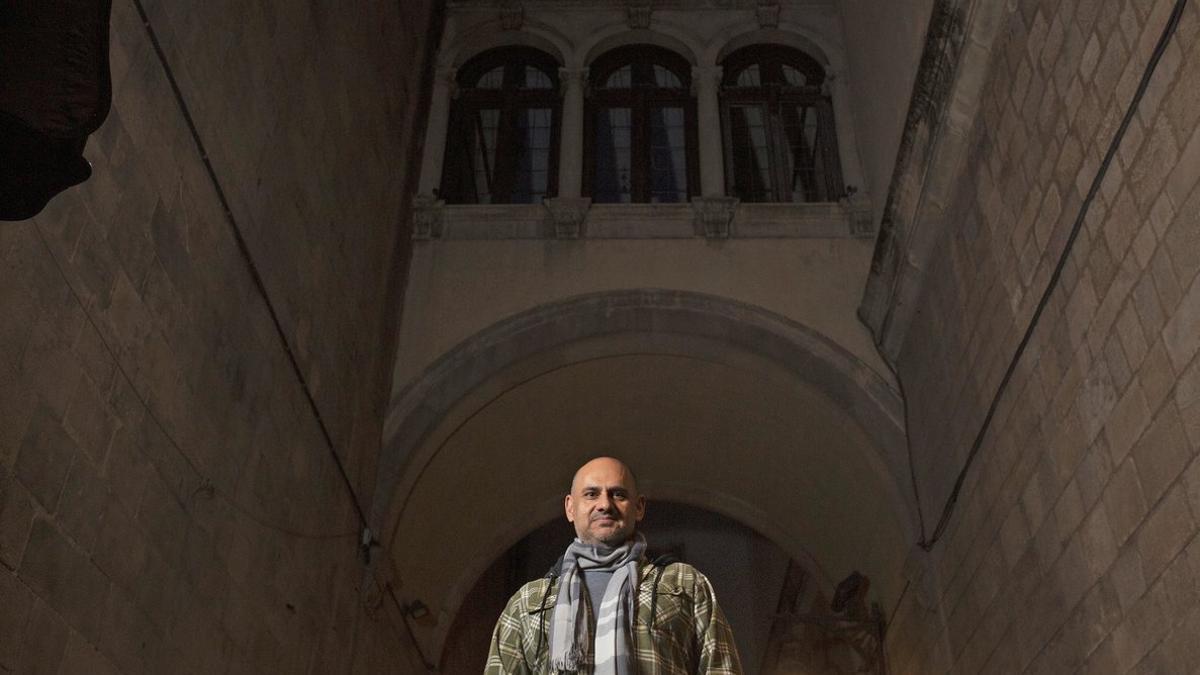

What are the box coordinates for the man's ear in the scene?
[635,495,646,522]
[564,493,575,523]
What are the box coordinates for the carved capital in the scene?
[544,197,591,238]
[626,5,652,29]
[558,67,588,90]
[691,196,739,238]
[435,66,459,98]
[690,65,723,95]
[756,3,781,28]
[499,5,524,30]
[841,190,873,237]
[412,193,445,239]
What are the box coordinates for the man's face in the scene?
[565,458,646,547]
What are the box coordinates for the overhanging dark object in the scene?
[0,0,113,221]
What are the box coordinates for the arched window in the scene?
[721,45,843,203]
[585,45,698,203]
[441,47,560,204]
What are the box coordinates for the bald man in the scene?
[485,457,742,675]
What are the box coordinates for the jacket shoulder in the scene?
[506,576,557,615]
[651,560,708,588]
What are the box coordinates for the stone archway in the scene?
[439,501,849,675]
[374,289,914,658]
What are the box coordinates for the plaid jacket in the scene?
[484,560,742,674]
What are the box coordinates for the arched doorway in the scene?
[375,291,914,662]
[440,502,889,674]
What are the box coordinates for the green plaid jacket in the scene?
[484,560,742,674]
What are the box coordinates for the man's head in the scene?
[564,457,646,547]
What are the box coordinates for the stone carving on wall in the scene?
[756,2,781,28]
[626,4,652,29]
[842,191,873,237]
[499,4,525,30]
[691,196,739,238]
[859,0,986,359]
[544,196,592,238]
[412,194,445,239]
[762,564,888,675]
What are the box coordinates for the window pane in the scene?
[605,65,632,89]
[781,104,827,202]
[513,108,552,203]
[649,106,687,203]
[594,108,632,203]
[475,66,504,89]
[522,66,553,89]
[652,65,682,88]
[472,109,501,203]
[781,65,807,87]
[735,64,761,87]
[728,105,773,202]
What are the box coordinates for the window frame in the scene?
[440,46,562,205]
[583,44,700,204]
[720,44,844,203]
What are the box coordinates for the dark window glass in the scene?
[727,104,772,202]
[585,45,698,204]
[471,108,501,203]
[594,107,633,203]
[649,106,687,203]
[441,47,561,204]
[721,45,843,203]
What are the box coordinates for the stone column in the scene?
[418,65,457,197]
[692,65,725,197]
[828,69,867,204]
[557,67,587,198]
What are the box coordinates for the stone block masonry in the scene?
[886,0,1200,672]
[0,0,438,671]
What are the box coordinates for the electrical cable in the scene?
[130,0,372,535]
[29,219,360,540]
[386,583,438,670]
[915,0,1188,551]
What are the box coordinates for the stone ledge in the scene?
[420,200,871,240]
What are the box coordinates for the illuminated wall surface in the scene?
[3,1,1200,673]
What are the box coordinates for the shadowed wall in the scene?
[0,0,439,671]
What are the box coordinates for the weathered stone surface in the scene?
[14,405,79,512]
[17,599,69,675]
[883,1,1200,668]
[55,455,110,554]
[1163,269,1200,370]
[1131,403,1192,505]
[1,1,437,669]
[19,519,110,641]
[1136,484,1197,581]
[0,469,36,570]
[60,631,123,675]
[1104,381,1152,464]
[0,569,34,670]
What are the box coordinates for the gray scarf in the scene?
[549,533,647,674]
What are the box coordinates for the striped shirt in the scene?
[485,560,742,675]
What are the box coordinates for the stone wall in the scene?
[887,0,1200,672]
[0,0,438,671]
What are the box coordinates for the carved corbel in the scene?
[841,189,873,237]
[756,3,781,28]
[626,4,652,29]
[691,196,739,238]
[412,193,445,239]
[499,4,524,30]
[544,197,591,239]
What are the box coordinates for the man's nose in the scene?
[596,492,613,511]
